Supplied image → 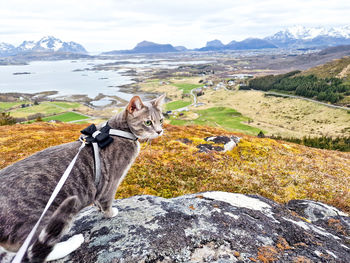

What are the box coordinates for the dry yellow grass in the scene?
[0,123,349,213]
[193,89,350,138]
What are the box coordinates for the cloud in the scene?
[0,0,349,51]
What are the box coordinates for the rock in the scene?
[257,131,265,138]
[197,144,224,153]
[198,136,240,153]
[1,192,349,262]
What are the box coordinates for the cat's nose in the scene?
[156,130,162,134]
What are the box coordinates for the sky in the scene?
[0,0,349,53]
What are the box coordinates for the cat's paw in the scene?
[111,207,119,217]
[104,207,119,218]
[46,234,84,261]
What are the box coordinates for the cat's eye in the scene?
[144,120,152,126]
[160,118,163,125]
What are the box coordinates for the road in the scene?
[173,89,198,112]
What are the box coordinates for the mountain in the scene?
[0,36,87,57]
[132,41,178,53]
[197,39,225,51]
[206,39,225,48]
[225,38,277,50]
[174,46,187,52]
[197,38,276,51]
[103,41,179,54]
[266,25,350,48]
[0,42,16,56]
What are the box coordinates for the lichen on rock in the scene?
[1,191,349,263]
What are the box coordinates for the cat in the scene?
[0,94,165,262]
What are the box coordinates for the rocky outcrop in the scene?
[197,136,240,153]
[1,192,349,262]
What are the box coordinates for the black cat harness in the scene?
[13,123,137,263]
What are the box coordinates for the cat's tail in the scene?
[25,196,80,263]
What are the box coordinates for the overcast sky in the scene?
[0,0,349,52]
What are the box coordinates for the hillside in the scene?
[1,123,349,214]
[301,56,350,80]
[248,66,350,105]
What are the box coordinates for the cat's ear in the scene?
[127,96,144,114]
[152,94,166,109]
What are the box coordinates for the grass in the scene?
[1,123,349,214]
[51,102,81,109]
[196,89,350,138]
[165,100,192,111]
[8,102,81,118]
[300,56,350,80]
[169,107,262,135]
[173,83,203,94]
[42,112,89,122]
[0,101,30,111]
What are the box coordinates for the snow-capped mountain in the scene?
[0,36,87,56]
[266,25,350,48]
[0,42,15,55]
[16,40,36,52]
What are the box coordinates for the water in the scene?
[0,58,212,101]
[0,59,135,100]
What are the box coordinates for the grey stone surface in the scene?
[1,192,349,262]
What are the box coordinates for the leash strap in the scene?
[13,125,137,263]
[92,142,101,186]
[12,143,86,263]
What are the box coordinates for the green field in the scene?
[169,107,263,135]
[51,102,81,109]
[43,112,89,122]
[165,100,192,111]
[173,83,203,94]
[8,102,81,118]
[0,101,30,111]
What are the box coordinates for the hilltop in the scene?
[1,122,349,214]
[301,56,350,80]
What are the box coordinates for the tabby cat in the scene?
[0,95,165,262]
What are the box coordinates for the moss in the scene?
[0,123,349,213]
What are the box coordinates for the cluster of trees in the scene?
[270,135,350,152]
[247,71,350,103]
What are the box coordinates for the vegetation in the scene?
[248,71,350,103]
[7,101,81,119]
[168,107,262,135]
[165,100,192,111]
[270,135,350,152]
[0,112,16,126]
[1,123,349,214]
[173,83,203,94]
[42,112,89,122]
[0,101,30,111]
[301,56,350,80]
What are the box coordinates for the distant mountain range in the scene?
[2,26,350,57]
[102,41,183,55]
[103,25,350,54]
[265,25,350,48]
[0,36,87,57]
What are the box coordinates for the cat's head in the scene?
[126,95,165,140]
